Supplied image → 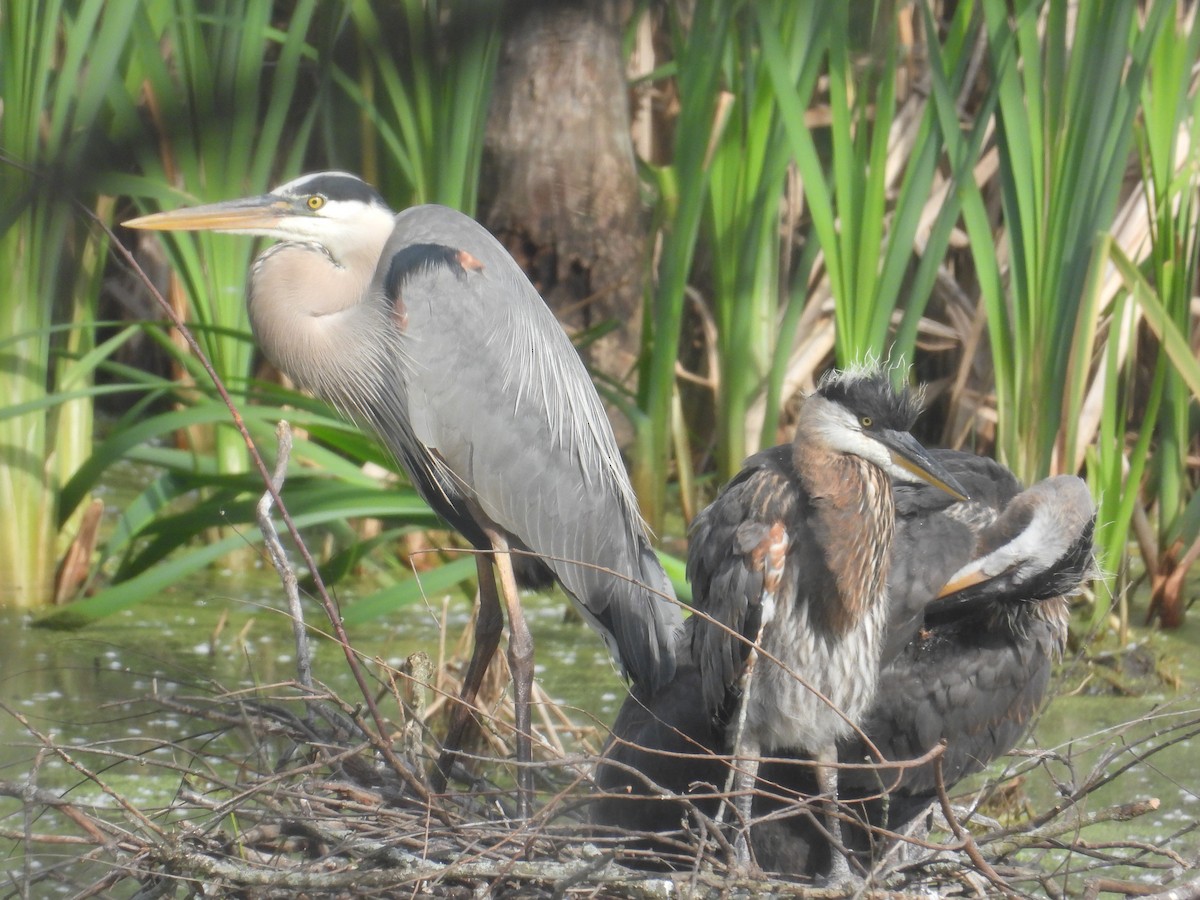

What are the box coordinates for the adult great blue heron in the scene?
[593,445,1096,878]
[684,369,968,877]
[124,172,682,813]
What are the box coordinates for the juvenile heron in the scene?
[685,368,968,876]
[593,446,1096,878]
[124,172,682,813]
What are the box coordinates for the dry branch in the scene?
[3,664,1194,899]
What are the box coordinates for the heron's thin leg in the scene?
[815,743,855,885]
[731,743,761,869]
[485,527,536,819]
[431,554,505,794]
[723,618,768,869]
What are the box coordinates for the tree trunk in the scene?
[479,0,645,440]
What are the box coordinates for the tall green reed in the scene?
[330,0,502,212]
[703,2,822,482]
[924,0,1197,622]
[960,0,1169,482]
[1132,7,1200,625]
[0,0,136,606]
[766,2,988,371]
[1097,135,1200,625]
[633,0,733,531]
[706,1,982,477]
[104,0,323,484]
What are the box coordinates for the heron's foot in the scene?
[817,850,862,890]
[733,830,752,870]
[730,829,766,877]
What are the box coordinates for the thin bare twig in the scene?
[254,420,314,691]
[933,753,1019,899]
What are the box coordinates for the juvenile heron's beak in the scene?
[123,194,289,233]
[879,430,969,501]
[934,567,989,598]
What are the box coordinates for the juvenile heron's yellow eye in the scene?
[860,416,872,428]
[307,195,324,210]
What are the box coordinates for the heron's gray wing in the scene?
[882,509,975,665]
[840,606,1063,815]
[686,445,830,721]
[902,450,1023,521]
[374,204,681,692]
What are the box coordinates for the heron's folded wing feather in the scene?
[378,204,682,692]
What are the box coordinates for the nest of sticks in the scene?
[4,641,1197,899]
[4,428,1196,899]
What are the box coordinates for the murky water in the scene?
[0,571,626,790]
[933,616,1200,891]
[1,570,1197,894]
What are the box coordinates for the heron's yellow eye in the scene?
[860,416,872,428]
[307,195,325,211]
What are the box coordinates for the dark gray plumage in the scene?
[592,447,1096,877]
[687,372,950,753]
[683,369,968,875]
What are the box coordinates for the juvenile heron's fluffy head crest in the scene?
[814,365,924,434]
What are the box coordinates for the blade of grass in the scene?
[0,0,137,605]
[633,0,733,531]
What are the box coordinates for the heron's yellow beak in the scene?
[935,568,990,598]
[123,195,290,233]
[880,430,970,502]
